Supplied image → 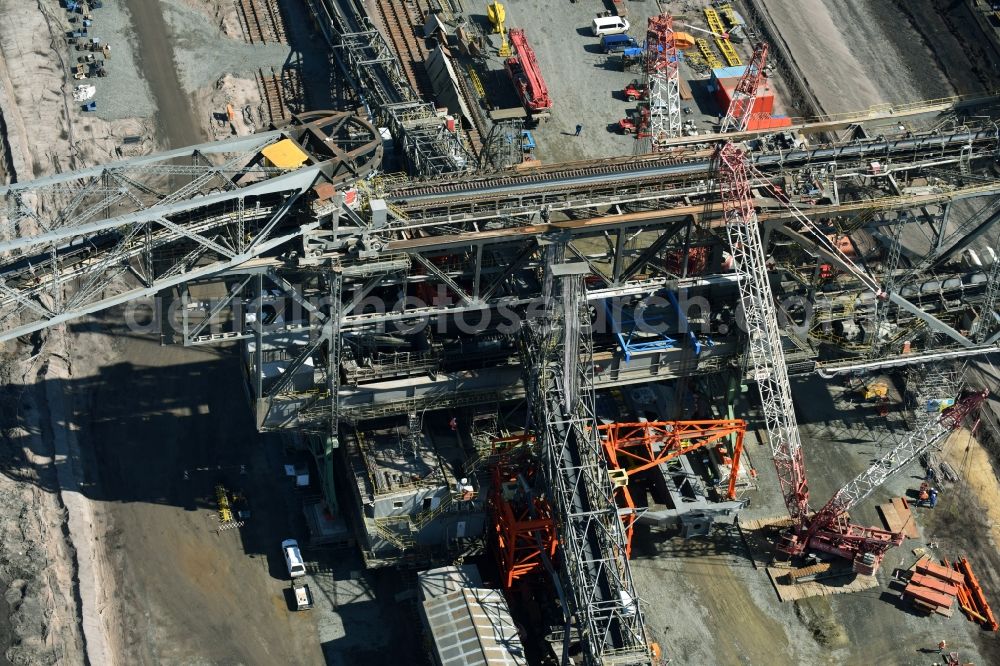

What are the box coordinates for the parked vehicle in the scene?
[292,581,313,610]
[623,80,649,101]
[281,539,306,578]
[591,15,630,37]
[600,33,638,54]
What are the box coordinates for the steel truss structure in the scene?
[720,42,769,133]
[719,143,810,522]
[599,419,748,555]
[308,0,473,177]
[518,249,651,665]
[0,111,381,341]
[2,82,1000,666]
[643,14,683,148]
[2,119,1000,407]
[488,454,558,590]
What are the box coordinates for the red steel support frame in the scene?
[598,419,748,556]
[488,460,558,589]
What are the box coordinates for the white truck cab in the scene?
[281,539,306,578]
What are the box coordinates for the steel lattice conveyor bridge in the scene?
[2,113,999,342]
[0,111,382,341]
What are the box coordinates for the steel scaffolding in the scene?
[519,243,650,666]
[310,0,473,177]
[643,15,682,149]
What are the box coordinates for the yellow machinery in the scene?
[487,1,505,32]
[696,38,723,69]
[487,2,511,57]
[862,380,889,400]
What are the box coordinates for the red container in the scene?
[716,80,775,116]
[745,114,792,131]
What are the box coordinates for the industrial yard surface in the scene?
[1,1,1000,665]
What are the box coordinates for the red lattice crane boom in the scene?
[720,42,769,133]
[798,390,988,574]
[718,142,810,525]
[641,14,682,147]
[505,29,552,114]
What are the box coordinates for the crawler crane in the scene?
[718,142,988,574]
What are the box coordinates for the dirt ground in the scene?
[62,316,324,666]
[0,0,323,663]
[0,0,161,661]
[755,0,1000,113]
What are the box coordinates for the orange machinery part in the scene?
[904,582,954,610]
[956,556,999,631]
[916,558,965,586]
[599,419,747,558]
[598,420,747,500]
[489,462,558,590]
[955,582,988,623]
[909,572,959,597]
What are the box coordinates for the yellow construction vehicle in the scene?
[487,1,505,32]
[487,2,511,57]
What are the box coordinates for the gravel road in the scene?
[121,0,201,147]
[65,319,325,666]
[161,0,291,93]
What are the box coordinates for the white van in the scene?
[282,539,306,578]
[592,16,630,37]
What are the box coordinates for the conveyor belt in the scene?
[388,128,999,205]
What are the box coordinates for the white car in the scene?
[282,539,306,578]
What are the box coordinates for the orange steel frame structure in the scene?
[597,420,747,556]
[488,458,558,589]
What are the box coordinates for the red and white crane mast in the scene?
[718,142,810,524]
[719,141,987,574]
[643,15,682,149]
[720,42,769,133]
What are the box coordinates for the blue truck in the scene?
[601,33,639,54]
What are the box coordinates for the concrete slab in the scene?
[470,0,758,163]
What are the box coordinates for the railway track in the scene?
[259,65,306,125]
[377,0,431,99]
[259,68,287,124]
[238,0,287,44]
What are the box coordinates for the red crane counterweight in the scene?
[505,28,552,114]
